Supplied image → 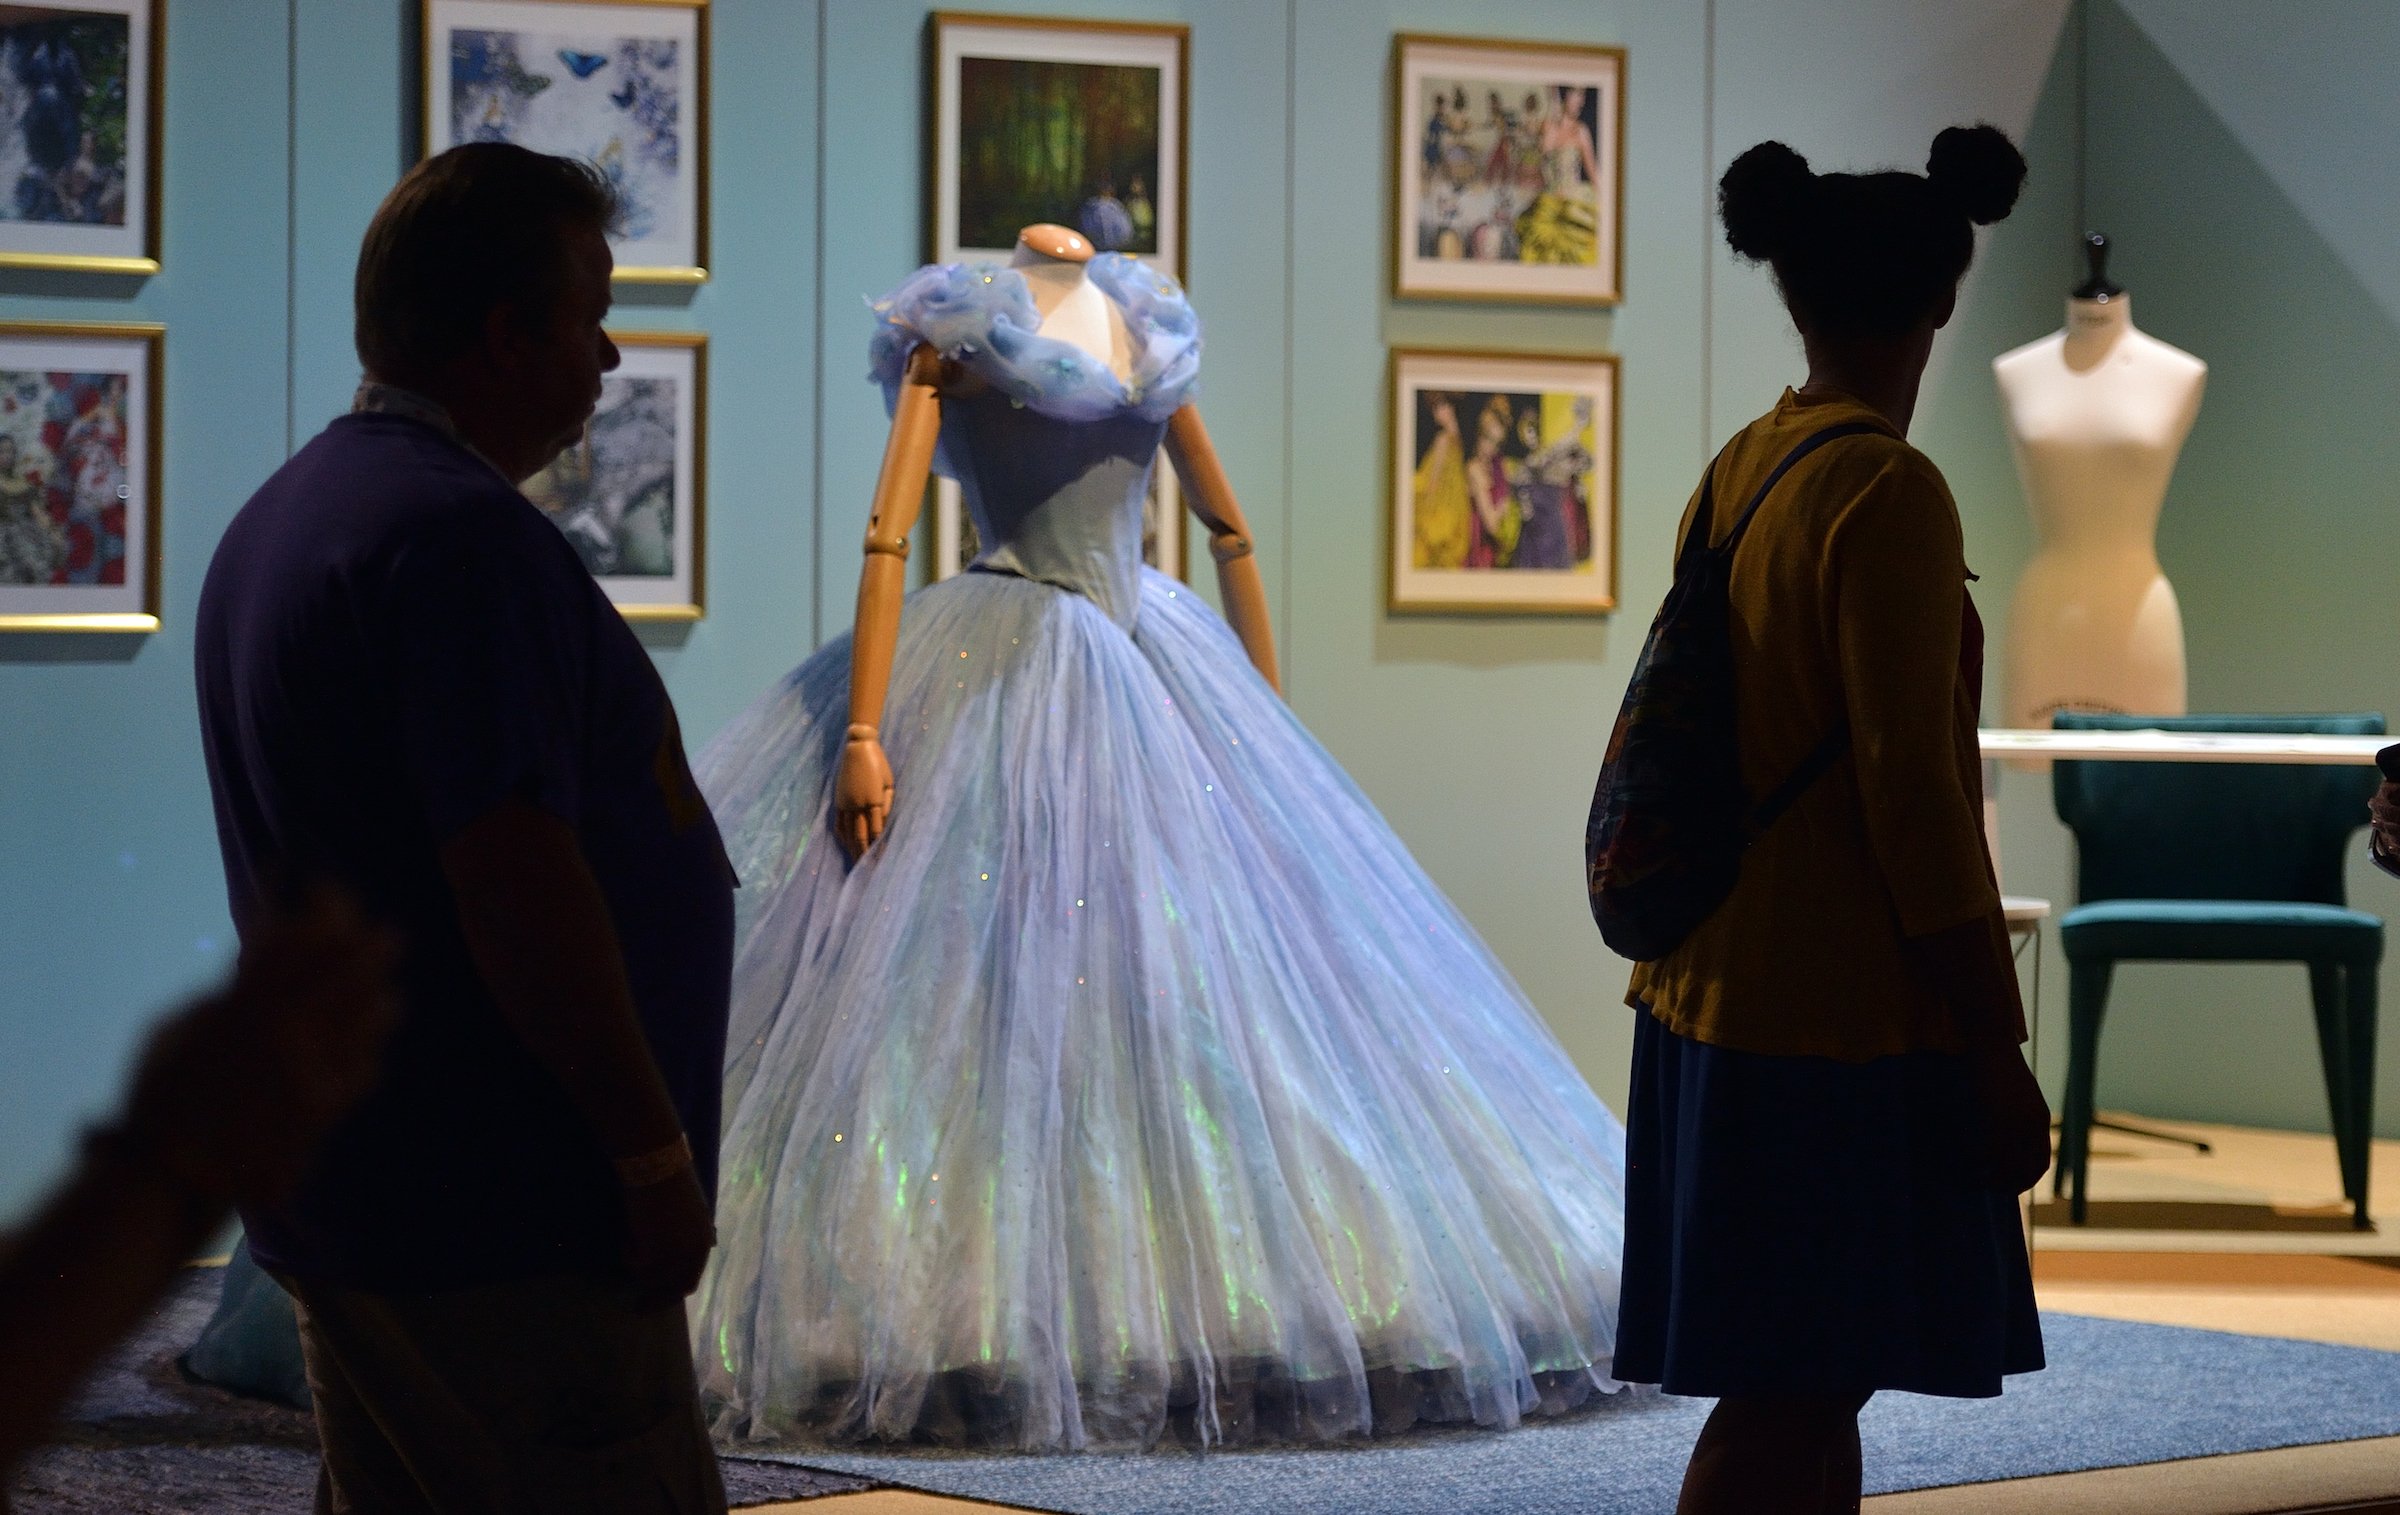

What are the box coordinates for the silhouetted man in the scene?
[194,142,733,1514]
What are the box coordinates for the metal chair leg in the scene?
[2346,960,2379,1229]
[2063,958,2114,1225]
[2308,959,2357,1204]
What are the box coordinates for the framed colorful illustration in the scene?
[1392,34,1624,306]
[522,330,703,620]
[1388,347,1617,615]
[423,0,707,284]
[929,13,1186,277]
[926,462,1183,585]
[0,0,162,275]
[0,320,161,632]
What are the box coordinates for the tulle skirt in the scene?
[692,567,1626,1450]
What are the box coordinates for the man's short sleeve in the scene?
[377,514,586,842]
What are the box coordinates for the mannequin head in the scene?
[1015,223,1093,264]
[1719,125,2024,345]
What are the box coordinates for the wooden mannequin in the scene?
[1993,234,2203,730]
[832,224,1281,858]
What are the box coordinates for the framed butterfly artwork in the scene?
[0,0,163,276]
[423,0,708,284]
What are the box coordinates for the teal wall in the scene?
[10,0,2382,1225]
[0,0,828,1220]
[0,1,293,1225]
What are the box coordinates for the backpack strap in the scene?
[1720,420,1891,557]
[1717,417,1894,839]
[1748,723,1852,838]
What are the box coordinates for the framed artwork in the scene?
[926,462,1183,585]
[1388,347,1617,615]
[929,13,1186,277]
[0,320,161,632]
[522,330,703,620]
[0,0,161,274]
[423,0,708,284]
[1392,34,1624,306]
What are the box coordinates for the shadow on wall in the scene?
[2030,0,2400,1140]
[0,633,143,665]
[2088,0,2400,719]
[1918,0,2081,1111]
[1913,4,2080,642]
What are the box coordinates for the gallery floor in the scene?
[740,1115,2400,1515]
[15,1115,2400,1514]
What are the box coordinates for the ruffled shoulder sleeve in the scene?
[867,255,1200,423]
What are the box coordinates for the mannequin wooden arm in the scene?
[835,344,944,858]
[1164,404,1281,696]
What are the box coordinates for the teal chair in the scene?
[2051,712,2385,1228]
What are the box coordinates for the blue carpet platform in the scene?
[769,1314,2400,1514]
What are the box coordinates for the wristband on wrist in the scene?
[613,1133,692,1188]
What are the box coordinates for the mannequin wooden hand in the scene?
[835,344,942,862]
[835,724,895,859]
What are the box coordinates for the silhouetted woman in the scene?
[1616,126,2052,1514]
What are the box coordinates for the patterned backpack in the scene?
[1584,421,1883,962]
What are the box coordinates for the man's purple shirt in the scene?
[195,408,734,1289]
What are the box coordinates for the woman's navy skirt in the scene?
[1614,1010,2044,1399]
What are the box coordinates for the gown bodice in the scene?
[871,255,1200,628]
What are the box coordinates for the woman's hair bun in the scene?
[1718,140,1811,261]
[1926,124,2025,226]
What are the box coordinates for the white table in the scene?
[1979,728,2388,765]
[1973,728,2386,923]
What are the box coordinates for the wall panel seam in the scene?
[1701,0,1715,452]
[2074,0,2088,264]
[1280,0,1297,699]
[286,0,299,459]
[809,0,828,648]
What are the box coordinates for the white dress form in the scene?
[1993,239,2204,730]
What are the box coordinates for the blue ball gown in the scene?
[693,255,1628,1451]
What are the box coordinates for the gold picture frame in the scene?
[521,329,705,621]
[421,0,710,285]
[927,11,1189,280]
[1391,33,1626,307]
[0,0,164,276]
[0,320,165,633]
[1387,345,1620,616]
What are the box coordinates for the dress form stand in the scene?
[1993,233,2204,736]
[833,224,1280,858]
